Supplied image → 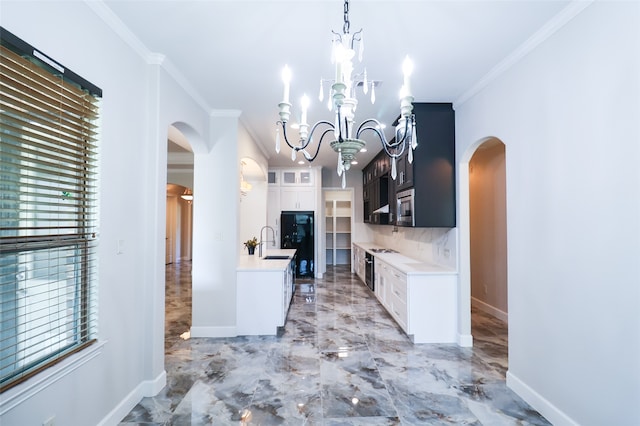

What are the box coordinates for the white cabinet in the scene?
[237,258,295,335]
[281,187,315,211]
[270,168,317,211]
[281,169,313,186]
[325,190,352,266]
[352,244,365,281]
[267,170,279,185]
[374,256,457,343]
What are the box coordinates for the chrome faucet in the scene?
[259,225,276,257]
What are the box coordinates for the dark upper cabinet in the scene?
[363,102,456,228]
[395,150,414,192]
[363,150,391,224]
[399,102,456,228]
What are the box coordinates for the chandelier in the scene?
[276,0,418,188]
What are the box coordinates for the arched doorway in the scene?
[165,183,193,265]
[469,139,507,321]
[458,137,508,346]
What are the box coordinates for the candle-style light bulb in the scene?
[402,56,413,97]
[334,43,345,84]
[282,65,292,104]
[300,94,310,126]
[363,69,368,95]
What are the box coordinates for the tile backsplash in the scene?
[371,226,457,269]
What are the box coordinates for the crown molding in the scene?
[454,0,594,108]
[87,1,211,114]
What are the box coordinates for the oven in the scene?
[396,188,415,227]
[364,251,374,292]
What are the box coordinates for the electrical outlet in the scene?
[43,416,55,426]
[483,284,488,294]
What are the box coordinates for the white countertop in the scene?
[353,242,456,275]
[237,249,297,272]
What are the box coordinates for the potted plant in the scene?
[244,237,258,255]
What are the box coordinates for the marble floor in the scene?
[119,262,550,425]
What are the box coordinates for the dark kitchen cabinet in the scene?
[395,149,414,192]
[363,150,391,225]
[364,103,455,228]
[398,102,455,227]
[362,182,370,222]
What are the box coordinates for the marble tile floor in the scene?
[119,262,549,425]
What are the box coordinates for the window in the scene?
[0,27,102,392]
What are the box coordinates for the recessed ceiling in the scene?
[104,0,571,171]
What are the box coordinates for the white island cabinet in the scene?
[237,249,296,336]
[355,242,458,344]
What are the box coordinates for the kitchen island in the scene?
[353,242,458,344]
[236,249,297,336]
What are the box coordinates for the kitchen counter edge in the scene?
[353,242,457,275]
[237,249,297,272]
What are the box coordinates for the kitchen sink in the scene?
[263,255,290,260]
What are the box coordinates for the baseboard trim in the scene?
[97,370,166,426]
[506,371,578,426]
[190,325,237,338]
[458,333,473,347]
[471,297,508,323]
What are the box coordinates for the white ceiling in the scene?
[103,0,571,171]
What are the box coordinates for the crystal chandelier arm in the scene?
[298,126,336,162]
[350,29,363,50]
[356,116,415,158]
[355,118,387,143]
[277,120,301,151]
[276,119,335,158]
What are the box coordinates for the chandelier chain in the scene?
[343,0,350,34]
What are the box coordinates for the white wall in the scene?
[238,125,270,255]
[0,2,214,425]
[456,3,640,424]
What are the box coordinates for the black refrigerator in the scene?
[280,211,314,278]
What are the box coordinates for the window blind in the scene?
[0,27,101,392]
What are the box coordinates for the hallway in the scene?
[119,263,549,425]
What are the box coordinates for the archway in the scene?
[165,183,193,265]
[163,123,200,347]
[458,136,507,348]
[469,139,507,322]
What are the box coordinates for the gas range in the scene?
[370,248,398,254]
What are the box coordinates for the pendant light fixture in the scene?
[276,0,418,188]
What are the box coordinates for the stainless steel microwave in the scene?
[396,188,415,227]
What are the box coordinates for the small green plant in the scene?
[244,237,258,249]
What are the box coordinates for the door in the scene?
[166,195,176,264]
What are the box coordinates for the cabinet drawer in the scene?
[390,295,408,330]
[391,275,407,300]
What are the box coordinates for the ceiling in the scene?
[103,0,571,172]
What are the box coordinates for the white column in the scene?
[191,110,241,337]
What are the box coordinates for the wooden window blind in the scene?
[0,27,102,392]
